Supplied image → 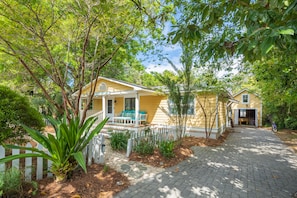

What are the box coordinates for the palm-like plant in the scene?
[0,114,108,182]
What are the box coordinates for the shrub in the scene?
[0,167,22,197]
[159,140,175,159]
[0,114,108,182]
[0,86,45,144]
[285,117,297,130]
[134,139,154,155]
[110,131,130,151]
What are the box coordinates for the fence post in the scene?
[126,138,132,157]
[25,143,32,181]
[0,146,5,172]
[36,144,43,180]
[98,134,105,164]
[12,148,20,168]
[93,135,100,164]
[87,139,93,166]
[46,150,53,178]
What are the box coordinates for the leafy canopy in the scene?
[0,86,44,144]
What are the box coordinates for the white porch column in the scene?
[135,93,139,126]
[102,96,106,119]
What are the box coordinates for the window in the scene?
[168,97,194,115]
[125,98,135,110]
[107,100,113,114]
[242,94,249,104]
[99,83,107,91]
[239,109,246,117]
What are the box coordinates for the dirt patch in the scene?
[22,129,231,198]
[275,129,297,153]
[25,164,130,198]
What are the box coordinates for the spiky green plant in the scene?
[0,114,108,182]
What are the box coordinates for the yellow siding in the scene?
[231,90,262,126]
[82,79,133,95]
[145,93,224,130]
[93,99,102,111]
[114,97,124,116]
[218,100,226,129]
[187,93,218,128]
[140,95,169,124]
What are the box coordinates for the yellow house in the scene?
[231,89,262,127]
[77,77,231,139]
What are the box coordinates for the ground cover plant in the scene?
[110,131,130,151]
[0,167,38,198]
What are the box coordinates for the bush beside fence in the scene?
[126,125,176,157]
[0,134,105,181]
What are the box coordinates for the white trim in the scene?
[233,88,261,98]
[102,96,106,119]
[242,94,249,104]
[72,77,156,96]
[234,108,258,126]
[135,93,139,126]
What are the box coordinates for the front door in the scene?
[106,99,114,119]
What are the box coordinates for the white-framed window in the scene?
[242,94,249,104]
[99,83,107,91]
[125,98,135,110]
[168,97,195,115]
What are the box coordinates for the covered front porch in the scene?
[79,85,155,127]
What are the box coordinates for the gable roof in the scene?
[233,88,260,98]
[72,76,156,96]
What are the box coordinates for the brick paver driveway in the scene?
[116,127,297,198]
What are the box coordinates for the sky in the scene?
[144,44,182,73]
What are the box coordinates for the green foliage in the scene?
[134,139,154,156]
[0,114,108,182]
[170,0,297,63]
[285,117,297,130]
[110,131,130,151]
[0,167,22,197]
[159,141,175,159]
[0,85,45,144]
[0,0,173,122]
[103,165,109,173]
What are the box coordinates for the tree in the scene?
[155,47,196,142]
[169,0,297,63]
[0,0,172,123]
[168,0,297,128]
[0,86,44,144]
[251,55,297,128]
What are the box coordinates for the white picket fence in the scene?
[126,125,177,157]
[0,133,105,181]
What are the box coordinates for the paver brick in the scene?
[115,127,297,198]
